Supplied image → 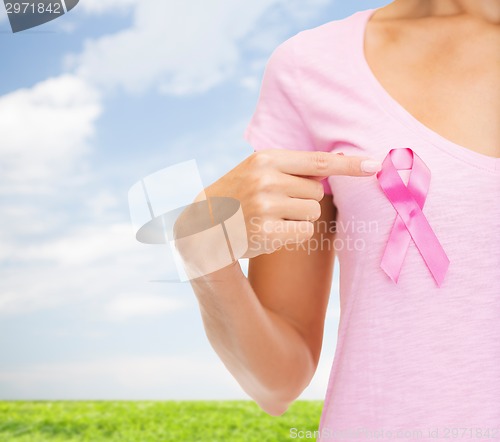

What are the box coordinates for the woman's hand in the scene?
[199,149,382,259]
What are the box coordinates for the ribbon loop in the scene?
[377,148,450,287]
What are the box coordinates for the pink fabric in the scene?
[244,7,500,442]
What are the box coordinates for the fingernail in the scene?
[361,160,382,173]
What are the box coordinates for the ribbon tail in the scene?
[409,211,450,287]
[380,215,411,284]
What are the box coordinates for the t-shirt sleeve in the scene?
[243,36,332,195]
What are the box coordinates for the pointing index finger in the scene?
[272,150,382,177]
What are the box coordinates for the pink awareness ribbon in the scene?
[376,148,450,287]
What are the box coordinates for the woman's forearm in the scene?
[189,260,316,416]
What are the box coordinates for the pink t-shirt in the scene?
[244,7,500,442]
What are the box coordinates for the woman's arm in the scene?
[177,149,377,415]
[188,195,336,416]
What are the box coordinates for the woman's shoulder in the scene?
[293,9,370,49]
[280,8,372,69]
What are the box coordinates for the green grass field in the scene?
[0,400,324,442]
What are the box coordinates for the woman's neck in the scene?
[379,0,500,24]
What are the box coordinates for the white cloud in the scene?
[0,349,337,400]
[0,222,182,315]
[78,0,137,15]
[0,354,245,399]
[56,20,78,34]
[85,190,121,218]
[0,74,101,194]
[103,293,191,321]
[239,75,260,92]
[0,2,6,23]
[68,0,329,96]
[20,223,135,266]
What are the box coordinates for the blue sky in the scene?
[0,0,389,400]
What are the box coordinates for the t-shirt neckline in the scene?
[353,7,500,173]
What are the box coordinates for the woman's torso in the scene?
[285,6,500,440]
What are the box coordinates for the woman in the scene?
[179,0,500,439]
